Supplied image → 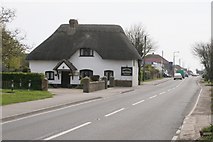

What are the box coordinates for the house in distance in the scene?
[27,19,141,88]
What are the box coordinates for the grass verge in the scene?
[199,125,213,141]
[0,89,53,105]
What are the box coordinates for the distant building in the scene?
[144,53,173,76]
[27,19,141,87]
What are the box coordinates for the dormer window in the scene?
[80,48,94,57]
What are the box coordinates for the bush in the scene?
[1,72,45,90]
[91,75,100,81]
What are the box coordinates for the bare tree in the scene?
[193,41,213,82]
[125,24,156,57]
[125,24,156,84]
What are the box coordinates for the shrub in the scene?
[91,75,100,81]
[1,72,45,90]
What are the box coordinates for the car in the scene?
[174,73,182,80]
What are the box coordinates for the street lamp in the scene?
[173,51,179,76]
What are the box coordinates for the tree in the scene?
[125,24,156,84]
[193,41,213,82]
[1,7,28,71]
[125,24,155,57]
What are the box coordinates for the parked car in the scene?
[174,73,182,80]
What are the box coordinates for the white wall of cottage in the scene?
[29,50,138,86]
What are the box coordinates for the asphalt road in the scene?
[2,76,201,140]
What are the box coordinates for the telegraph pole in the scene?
[142,36,146,81]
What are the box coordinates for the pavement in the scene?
[178,81,212,140]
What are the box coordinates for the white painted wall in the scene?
[29,50,139,86]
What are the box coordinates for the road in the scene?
[2,76,201,140]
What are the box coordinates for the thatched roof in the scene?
[27,20,141,61]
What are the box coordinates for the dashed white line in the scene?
[176,129,181,135]
[159,91,166,95]
[105,108,125,117]
[171,135,178,141]
[149,95,157,99]
[167,89,172,92]
[132,100,145,106]
[44,122,92,140]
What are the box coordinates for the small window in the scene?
[45,71,54,80]
[79,69,93,80]
[80,48,94,57]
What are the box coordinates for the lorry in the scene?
[176,69,185,79]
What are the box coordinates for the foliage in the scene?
[141,64,160,80]
[91,75,100,81]
[1,72,44,90]
[0,89,53,105]
[193,41,213,82]
[1,7,28,72]
[199,125,213,141]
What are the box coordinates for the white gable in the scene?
[57,62,70,70]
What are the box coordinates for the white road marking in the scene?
[159,92,166,95]
[2,99,100,125]
[171,135,178,141]
[105,108,125,117]
[44,122,92,140]
[176,129,181,134]
[132,100,145,106]
[187,88,203,116]
[149,95,157,99]
[167,89,172,92]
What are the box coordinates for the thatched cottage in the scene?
[27,19,141,87]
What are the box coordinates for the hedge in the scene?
[1,72,45,90]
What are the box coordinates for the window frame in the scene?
[80,48,94,57]
[45,71,55,80]
[79,69,93,80]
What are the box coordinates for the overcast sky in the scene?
[2,0,212,72]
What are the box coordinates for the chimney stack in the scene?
[69,19,78,28]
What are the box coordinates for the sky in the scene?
[1,0,212,73]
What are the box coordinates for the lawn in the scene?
[0,89,53,105]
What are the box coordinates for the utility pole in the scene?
[142,36,146,81]
[161,50,164,78]
[173,51,179,77]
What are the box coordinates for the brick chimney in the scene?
[69,19,78,28]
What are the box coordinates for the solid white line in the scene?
[105,108,125,117]
[132,100,145,106]
[149,95,157,99]
[187,88,203,117]
[2,99,100,125]
[44,122,92,140]
[172,135,178,141]
[159,92,166,95]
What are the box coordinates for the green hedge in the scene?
[1,72,45,90]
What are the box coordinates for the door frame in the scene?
[61,71,70,88]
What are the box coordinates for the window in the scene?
[104,70,114,80]
[45,71,54,80]
[79,69,93,79]
[80,48,94,57]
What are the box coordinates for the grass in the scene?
[199,125,213,141]
[0,89,53,105]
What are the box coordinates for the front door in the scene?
[61,71,70,88]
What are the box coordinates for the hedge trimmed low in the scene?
[1,72,45,90]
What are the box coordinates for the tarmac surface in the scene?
[1,77,212,140]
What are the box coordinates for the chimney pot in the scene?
[69,19,78,28]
